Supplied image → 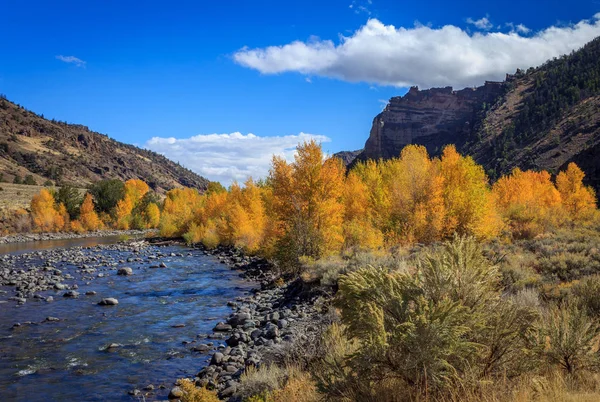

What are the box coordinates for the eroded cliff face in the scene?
[362,82,504,160]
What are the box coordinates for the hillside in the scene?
[354,36,600,192]
[0,97,209,193]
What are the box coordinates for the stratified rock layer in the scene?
[363,82,504,160]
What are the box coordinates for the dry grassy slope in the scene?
[0,97,209,193]
[0,183,86,211]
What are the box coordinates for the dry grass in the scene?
[0,183,85,211]
[0,183,55,211]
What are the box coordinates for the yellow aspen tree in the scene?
[384,145,446,244]
[343,172,384,251]
[160,188,202,237]
[350,159,392,235]
[493,169,564,238]
[115,195,134,230]
[439,145,502,240]
[269,140,345,266]
[556,163,597,223]
[144,203,161,229]
[78,193,102,231]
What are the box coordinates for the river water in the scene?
[0,237,255,401]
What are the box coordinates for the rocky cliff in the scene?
[356,36,600,192]
[362,82,504,160]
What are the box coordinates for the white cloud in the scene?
[233,14,600,89]
[55,55,86,67]
[144,132,330,185]
[467,16,493,30]
[516,23,531,34]
[349,0,372,15]
[506,22,531,34]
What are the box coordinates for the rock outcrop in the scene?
[362,82,504,160]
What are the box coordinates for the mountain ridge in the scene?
[0,96,209,193]
[349,36,600,192]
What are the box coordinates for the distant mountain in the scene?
[352,36,600,192]
[0,97,209,193]
[333,149,363,166]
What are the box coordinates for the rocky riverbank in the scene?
[0,229,151,245]
[0,237,331,401]
[0,238,179,305]
[171,246,333,401]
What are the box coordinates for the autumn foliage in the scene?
[30,188,68,232]
[27,179,161,233]
[156,141,597,272]
[20,142,597,252]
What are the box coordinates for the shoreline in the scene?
[177,244,331,401]
[0,229,153,245]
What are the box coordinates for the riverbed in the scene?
[0,237,256,401]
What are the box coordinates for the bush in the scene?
[573,275,600,317]
[23,175,36,185]
[237,365,286,401]
[175,378,219,402]
[536,302,600,374]
[334,236,539,395]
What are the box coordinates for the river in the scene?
[0,237,255,401]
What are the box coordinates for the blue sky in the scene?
[1,1,599,184]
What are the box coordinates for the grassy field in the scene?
[0,183,85,211]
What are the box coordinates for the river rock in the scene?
[192,344,211,353]
[98,298,119,306]
[213,322,232,332]
[211,352,224,365]
[63,290,79,298]
[168,386,183,399]
[117,267,133,276]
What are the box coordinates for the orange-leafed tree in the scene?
[556,163,597,223]
[161,187,202,237]
[76,193,103,231]
[227,179,267,253]
[30,188,67,232]
[493,168,564,238]
[350,159,391,235]
[270,140,345,268]
[115,195,134,230]
[343,171,384,251]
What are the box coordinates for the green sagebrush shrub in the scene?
[335,235,539,393]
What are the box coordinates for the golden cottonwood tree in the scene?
[144,203,161,229]
[270,140,345,266]
[556,163,597,223]
[75,193,103,231]
[382,145,446,244]
[439,145,502,239]
[160,187,202,237]
[343,172,384,251]
[493,169,564,238]
[116,179,150,229]
[30,189,67,232]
